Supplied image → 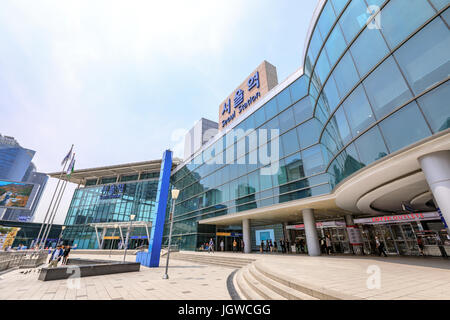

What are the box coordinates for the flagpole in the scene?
[42,153,75,248]
[37,144,73,249]
[36,161,68,248]
[42,176,69,247]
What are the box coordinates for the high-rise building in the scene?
[0,134,48,222]
[184,118,218,160]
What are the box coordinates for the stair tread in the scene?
[242,266,286,300]
[249,264,318,300]
[236,269,264,300]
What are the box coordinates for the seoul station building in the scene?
[57,0,450,256]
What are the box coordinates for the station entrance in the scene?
[287,221,352,254]
[216,231,243,252]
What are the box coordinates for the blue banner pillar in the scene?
[136,150,173,268]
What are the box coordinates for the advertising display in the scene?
[0,226,20,250]
[0,180,40,210]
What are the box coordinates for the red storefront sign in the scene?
[354,212,440,225]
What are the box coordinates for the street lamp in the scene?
[123,214,136,262]
[110,224,119,257]
[57,226,66,246]
[163,188,180,280]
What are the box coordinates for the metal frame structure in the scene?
[89,221,152,249]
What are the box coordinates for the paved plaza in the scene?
[0,254,233,300]
[0,251,449,300]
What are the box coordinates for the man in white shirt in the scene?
[48,246,63,268]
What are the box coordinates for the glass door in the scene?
[401,223,419,256]
[375,225,398,254]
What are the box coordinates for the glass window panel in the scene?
[334,107,352,145]
[350,28,389,77]
[259,167,275,190]
[430,0,450,10]
[264,98,278,120]
[379,101,431,153]
[253,108,266,128]
[339,0,369,42]
[311,184,332,197]
[276,159,288,185]
[308,29,324,64]
[315,97,329,126]
[317,1,337,39]
[331,0,349,16]
[381,0,435,49]
[316,50,332,87]
[277,88,293,112]
[363,56,413,119]
[292,97,313,124]
[290,76,308,102]
[342,85,375,136]
[418,81,450,133]
[325,25,347,67]
[442,7,450,24]
[365,0,386,7]
[321,74,342,114]
[281,129,300,156]
[394,17,450,95]
[285,153,304,182]
[278,107,295,134]
[354,126,388,165]
[302,145,325,176]
[247,171,260,194]
[333,52,360,98]
[297,118,322,149]
[341,143,365,178]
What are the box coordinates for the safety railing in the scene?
[0,250,48,272]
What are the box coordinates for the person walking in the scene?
[260,240,264,253]
[285,240,290,254]
[325,235,332,255]
[375,236,387,257]
[220,240,224,252]
[417,236,425,256]
[232,239,237,252]
[299,238,305,254]
[62,245,71,265]
[208,238,215,254]
[48,246,63,268]
[240,239,244,253]
[280,239,285,253]
[273,240,278,253]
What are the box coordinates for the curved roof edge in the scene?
[301,0,327,68]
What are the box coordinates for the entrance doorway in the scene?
[359,223,420,255]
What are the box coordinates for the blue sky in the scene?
[0,0,318,223]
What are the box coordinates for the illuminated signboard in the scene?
[100,184,126,200]
[219,61,278,130]
[0,180,40,210]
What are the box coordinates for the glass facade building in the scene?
[169,0,450,251]
[63,177,166,249]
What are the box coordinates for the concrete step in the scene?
[234,268,264,300]
[241,265,286,300]
[170,253,254,268]
[248,264,317,300]
[174,253,256,263]
[253,261,357,300]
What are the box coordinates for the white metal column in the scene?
[419,151,450,233]
[243,219,251,254]
[303,209,321,256]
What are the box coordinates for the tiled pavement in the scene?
[1,251,449,300]
[0,254,233,300]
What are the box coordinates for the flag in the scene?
[61,145,74,166]
[66,154,76,177]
